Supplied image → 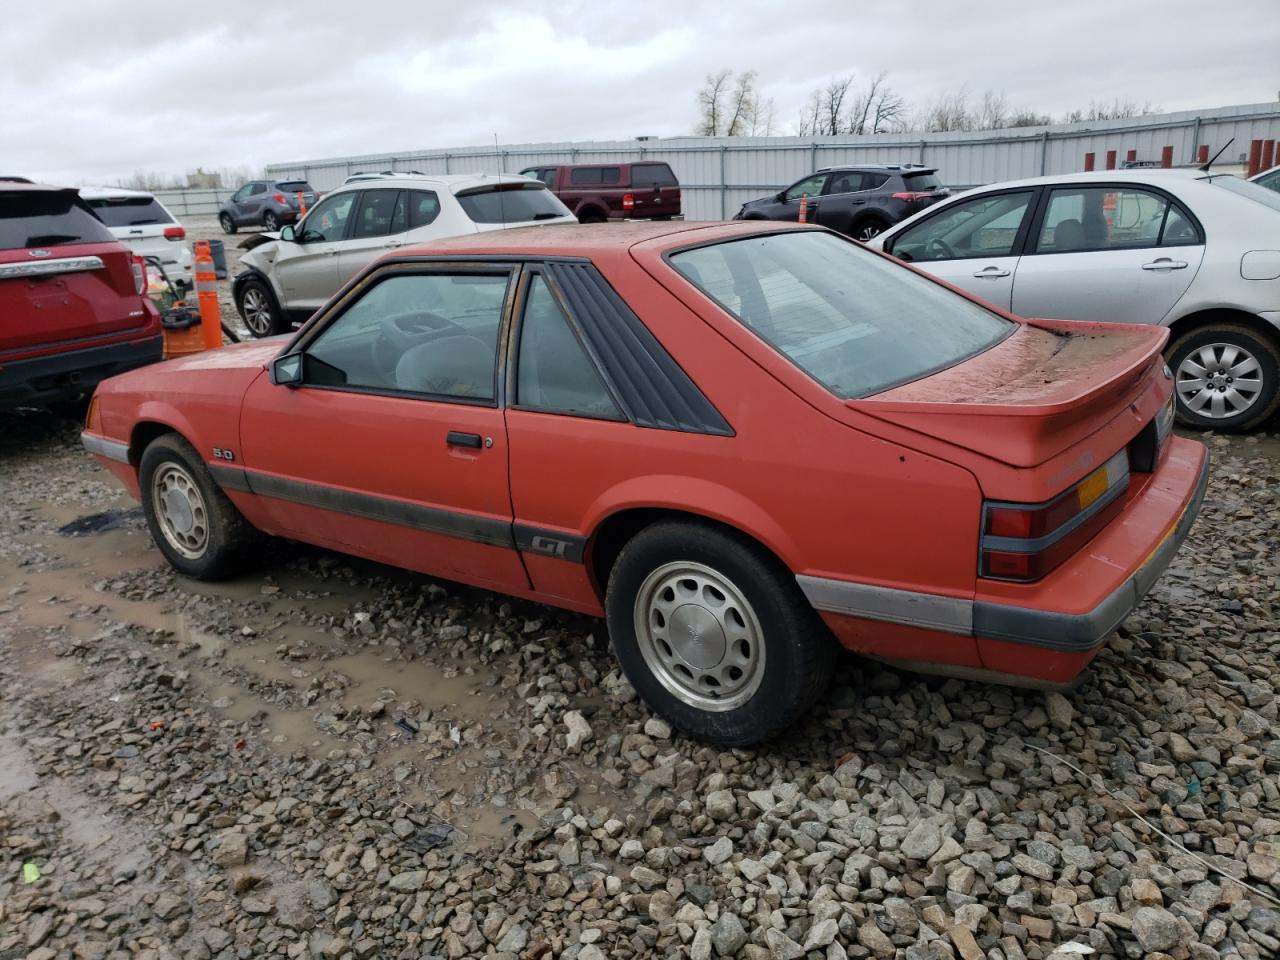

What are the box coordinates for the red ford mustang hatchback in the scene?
[82,221,1207,745]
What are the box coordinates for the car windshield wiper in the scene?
[24,234,82,246]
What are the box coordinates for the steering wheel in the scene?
[371,311,465,380]
[925,237,955,259]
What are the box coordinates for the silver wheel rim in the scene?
[151,463,209,560]
[220,215,232,232]
[856,222,883,240]
[264,214,278,231]
[633,561,766,712]
[1176,342,1264,420]
[242,288,272,336]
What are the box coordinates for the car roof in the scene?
[955,167,1209,193]
[817,163,934,174]
[0,181,75,193]
[395,219,811,260]
[78,186,157,200]
[331,173,547,195]
[1250,164,1280,180]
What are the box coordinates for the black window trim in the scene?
[882,186,1042,262]
[505,266,629,424]
[350,187,404,241]
[300,189,362,244]
[281,261,519,409]
[1022,181,1205,257]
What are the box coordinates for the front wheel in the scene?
[219,213,237,235]
[606,521,836,746]
[236,279,287,338]
[262,211,280,232]
[139,435,261,580]
[1168,323,1280,432]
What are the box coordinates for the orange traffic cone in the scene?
[193,240,223,351]
[798,195,809,223]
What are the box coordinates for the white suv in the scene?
[79,187,194,291]
[233,174,575,336]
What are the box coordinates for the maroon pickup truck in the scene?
[519,162,682,223]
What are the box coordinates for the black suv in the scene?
[734,164,948,240]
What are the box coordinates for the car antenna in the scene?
[1200,137,1233,174]
[494,132,508,229]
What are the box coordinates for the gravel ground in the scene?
[1,406,1279,960]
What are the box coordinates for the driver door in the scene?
[272,191,358,313]
[238,264,528,593]
[765,173,829,222]
[883,189,1037,310]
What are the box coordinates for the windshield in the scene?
[456,184,571,224]
[670,231,1012,397]
[85,195,174,227]
[0,191,116,250]
[1208,174,1280,213]
[275,181,314,193]
[903,172,943,191]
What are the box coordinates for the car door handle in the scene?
[1141,259,1188,271]
[323,248,338,256]
[382,240,403,248]
[446,431,483,449]
[973,266,1011,278]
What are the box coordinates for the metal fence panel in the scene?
[152,188,235,218]
[266,102,1280,222]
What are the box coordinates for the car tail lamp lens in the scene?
[623,193,635,212]
[892,191,933,201]
[85,395,100,431]
[131,255,146,295]
[273,193,287,204]
[163,225,186,241]
[980,450,1130,582]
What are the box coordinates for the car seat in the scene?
[1052,218,1086,251]
[396,336,493,398]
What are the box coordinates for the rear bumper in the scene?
[0,334,163,408]
[800,437,1209,684]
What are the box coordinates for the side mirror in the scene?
[271,353,303,387]
[776,191,787,203]
[280,224,297,242]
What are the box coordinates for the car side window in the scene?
[303,272,509,401]
[407,191,441,229]
[784,174,827,202]
[862,173,890,190]
[352,190,399,239]
[824,173,863,195]
[1034,187,1174,254]
[300,193,356,243]
[1257,169,1280,191]
[570,168,602,186]
[249,183,267,196]
[516,276,621,419]
[891,192,1034,262]
[1159,204,1202,246]
[232,186,250,202]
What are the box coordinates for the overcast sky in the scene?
[5,0,1278,185]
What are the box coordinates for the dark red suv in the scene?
[1,184,162,409]
[519,162,681,223]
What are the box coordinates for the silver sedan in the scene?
[871,168,1280,432]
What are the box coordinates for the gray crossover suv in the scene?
[218,180,319,234]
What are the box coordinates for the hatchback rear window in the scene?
[670,231,1012,397]
[902,172,943,191]
[85,195,174,227]
[631,163,678,187]
[275,181,314,193]
[456,184,571,224]
[0,191,116,250]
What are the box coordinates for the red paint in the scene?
[1197,144,1210,164]
[83,221,1207,689]
[1083,152,1095,172]
[1105,149,1116,170]
[1125,149,1137,163]
[1248,139,1263,177]
[1160,145,1174,169]
[1263,140,1276,171]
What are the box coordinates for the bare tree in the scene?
[796,89,823,137]
[821,76,854,136]
[1083,97,1158,121]
[725,70,759,137]
[1007,109,1052,128]
[921,88,973,132]
[696,69,733,136]
[750,96,777,136]
[978,90,1008,130]
[848,72,907,134]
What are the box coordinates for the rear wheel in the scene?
[578,210,607,224]
[219,213,237,235]
[139,435,261,580]
[236,279,287,338]
[263,211,280,232]
[605,521,836,746]
[851,216,889,241]
[1168,323,1280,432]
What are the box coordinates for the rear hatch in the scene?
[896,170,950,214]
[628,163,682,219]
[454,182,577,231]
[84,193,185,266]
[0,189,150,357]
[275,181,318,211]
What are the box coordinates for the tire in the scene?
[236,279,287,338]
[605,520,836,746]
[139,434,261,580]
[578,210,607,224]
[1167,323,1280,432]
[219,213,237,235]
[263,211,280,232]
[851,216,889,242]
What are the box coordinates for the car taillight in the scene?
[85,395,100,432]
[131,255,146,295]
[164,225,186,241]
[892,191,933,201]
[980,450,1130,582]
[623,193,635,212]
[273,193,287,204]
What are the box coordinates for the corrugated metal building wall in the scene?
[266,102,1280,222]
